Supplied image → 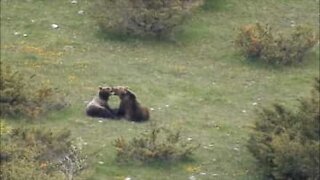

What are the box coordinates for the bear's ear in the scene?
[99,86,102,90]
[127,90,136,99]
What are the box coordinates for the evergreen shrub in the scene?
[248,78,320,179]
[92,0,203,38]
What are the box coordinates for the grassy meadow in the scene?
[1,0,319,179]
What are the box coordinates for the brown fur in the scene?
[112,86,149,122]
[86,86,117,119]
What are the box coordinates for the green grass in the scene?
[1,0,319,179]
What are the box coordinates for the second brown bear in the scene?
[112,86,149,122]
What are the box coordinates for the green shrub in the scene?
[0,127,87,180]
[113,126,199,163]
[0,62,68,119]
[92,0,203,39]
[235,23,318,65]
[248,78,320,179]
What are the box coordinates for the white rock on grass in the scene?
[233,147,240,151]
[98,161,104,165]
[23,34,28,37]
[71,0,77,4]
[125,177,131,180]
[51,24,59,29]
[189,175,196,180]
[14,31,20,35]
[78,10,84,15]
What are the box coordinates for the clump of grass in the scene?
[235,23,318,65]
[0,62,68,119]
[113,126,199,163]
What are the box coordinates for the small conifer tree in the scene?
[248,78,320,179]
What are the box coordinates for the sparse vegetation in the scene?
[0,62,68,119]
[235,23,317,65]
[114,126,199,163]
[248,78,320,179]
[0,127,87,180]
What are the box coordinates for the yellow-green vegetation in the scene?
[114,126,199,163]
[235,23,318,65]
[0,127,87,180]
[0,63,68,119]
[0,0,319,179]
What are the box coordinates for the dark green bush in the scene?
[235,23,318,65]
[113,126,199,163]
[92,0,203,39]
[248,78,320,179]
[0,126,87,180]
[0,62,68,119]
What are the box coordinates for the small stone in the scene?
[98,120,103,123]
[212,174,218,176]
[23,34,28,37]
[14,31,20,35]
[150,108,155,111]
[78,10,84,15]
[187,137,193,141]
[200,172,206,175]
[252,102,258,106]
[98,161,104,165]
[71,0,77,4]
[233,147,240,151]
[189,175,196,180]
[125,177,131,180]
[165,104,169,107]
[157,107,162,110]
[208,144,214,147]
[31,19,35,23]
[242,110,247,113]
[51,24,59,29]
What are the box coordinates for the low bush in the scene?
[92,0,203,39]
[247,78,320,179]
[0,126,87,180]
[113,126,199,163]
[235,23,318,65]
[0,62,68,119]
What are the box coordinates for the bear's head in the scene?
[112,86,136,100]
[98,86,112,100]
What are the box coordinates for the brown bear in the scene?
[85,86,117,119]
[112,86,149,122]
